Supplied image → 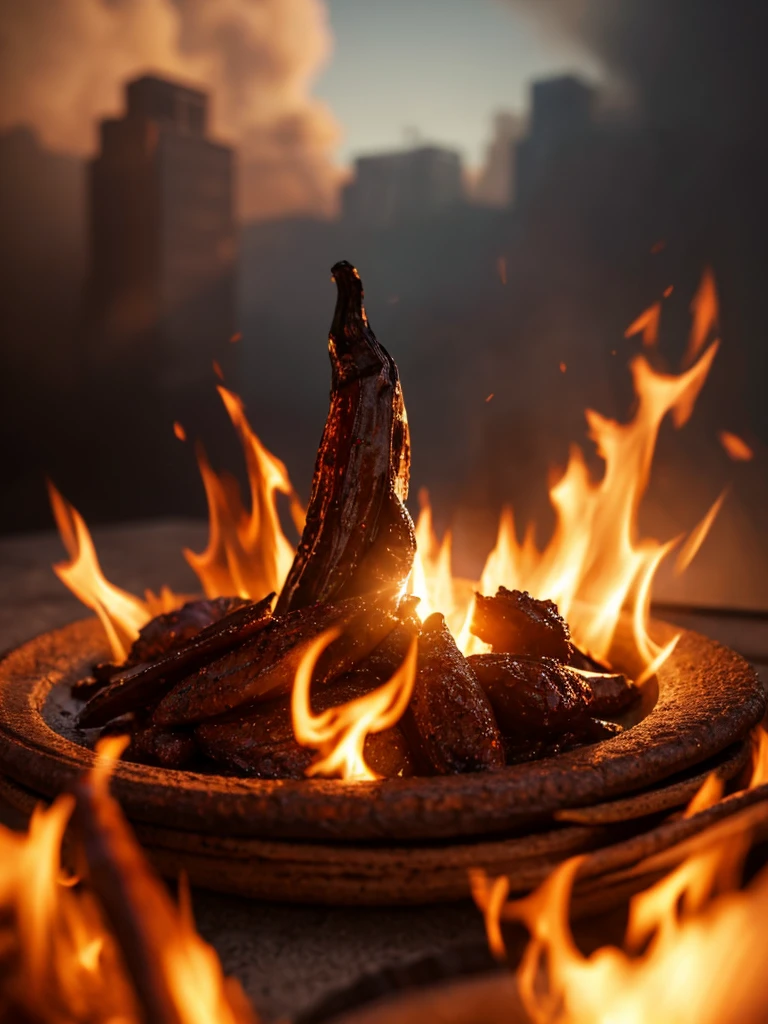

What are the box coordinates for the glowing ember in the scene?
[473,728,768,1024]
[624,300,661,347]
[686,266,718,367]
[719,430,754,462]
[291,627,419,780]
[173,421,187,442]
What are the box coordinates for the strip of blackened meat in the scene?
[471,587,572,662]
[576,670,640,716]
[127,596,249,665]
[78,594,275,729]
[275,261,415,615]
[195,673,413,779]
[403,613,503,775]
[80,597,250,698]
[153,598,397,728]
[469,654,600,744]
[126,725,198,770]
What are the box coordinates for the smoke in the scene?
[510,0,768,141]
[0,0,341,219]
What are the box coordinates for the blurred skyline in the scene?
[314,0,602,168]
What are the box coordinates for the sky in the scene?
[314,0,603,168]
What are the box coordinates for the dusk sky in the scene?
[315,0,602,167]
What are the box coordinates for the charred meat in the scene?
[78,594,275,729]
[403,613,503,774]
[471,587,572,662]
[153,597,396,728]
[468,654,618,748]
[275,261,415,615]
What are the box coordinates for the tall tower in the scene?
[89,74,236,390]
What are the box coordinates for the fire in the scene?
[0,735,253,1023]
[719,430,754,462]
[48,482,160,661]
[291,628,419,781]
[473,729,768,1024]
[183,385,304,601]
[52,269,732,681]
[624,300,661,347]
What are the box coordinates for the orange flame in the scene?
[625,300,661,347]
[184,386,304,601]
[427,343,721,670]
[291,628,419,781]
[48,483,157,661]
[719,430,754,462]
[0,735,255,1023]
[685,266,718,366]
[473,799,768,1024]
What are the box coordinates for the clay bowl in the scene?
[0,615,763,845]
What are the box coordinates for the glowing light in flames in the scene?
[48,482,156,662]
[52,269,735,682]
[719,430,754,462]
[291,628,419,781]
[625,301,661,347]
[0,734,252,1023]
[184,386,304,601]
[472,728,768,1024]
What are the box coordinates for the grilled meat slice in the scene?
[128,596,249,665]
[471,588,572,662]
[403,613,503,775]
[126,725,198,770]
[502,718,623,765]
[275,261,415,615]
[195,673,412,779]
[577,670,639,716]
[78,594,275,729]
[153,598,397,728]
[469,654,601,744]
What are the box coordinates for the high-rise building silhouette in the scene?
[88,74,235,388]
[342,145,464,227]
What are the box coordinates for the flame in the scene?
[473,724,768,1024]
[173,421,187,442]
[719,430,754,462]
[48,482,158,662]
[625,301,661,347]
[412,274,723,672]
[685,266,718,366]
[184,386,304,601]
[473,826,768,1024]
[0,736,255,1023]
[52,272,725,685]
[291,628,419,781]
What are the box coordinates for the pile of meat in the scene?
[74,261,639,779]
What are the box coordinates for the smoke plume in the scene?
[0,0,341,220]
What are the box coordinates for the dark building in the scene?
[88,74,236,390]
[342,145,465,227]
[514,75,596,208]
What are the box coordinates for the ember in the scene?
[49,263,735,783]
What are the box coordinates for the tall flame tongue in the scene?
[0,735,254,1024]
[473,729,768,1024]
[184,386,304,601]
[291,628,419,781]
[48,482,167,662]
[413,273,722,672]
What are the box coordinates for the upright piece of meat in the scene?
[471,587,572,662]
[403,613,503,774]
[275,261,415,615]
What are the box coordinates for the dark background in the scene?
[1,0,767,609]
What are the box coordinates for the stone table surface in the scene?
[1,520,767,1021]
